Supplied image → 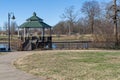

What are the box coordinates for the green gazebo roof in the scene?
[20,12,51,28]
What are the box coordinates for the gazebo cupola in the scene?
[27,12,43,22]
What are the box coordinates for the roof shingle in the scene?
[20,12,51,28]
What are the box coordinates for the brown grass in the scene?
[52,34,92,41]
[14,50,120,80]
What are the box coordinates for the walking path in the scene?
[0,51,44,80]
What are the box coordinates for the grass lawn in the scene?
[0,52,6,55]
[14,50,120,80]
[0,53,2,55]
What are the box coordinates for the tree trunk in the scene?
[113,0,119,46]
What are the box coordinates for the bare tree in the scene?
[113,0,119,46]
[10,22,18,39]
[106,0,120,46]
[3,22,8,35]
[11,22,18,34]
[81,0,101,34]
[61,6,78,35]
[53,21,68,35]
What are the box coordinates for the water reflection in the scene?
[0,44,8,51]
[52,44,56,49]
[52,42,89,49]
[53,41,115,49]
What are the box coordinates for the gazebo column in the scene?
[50,28,52,37]
[48,27,52,49]
[42,28,45,42]
[27,28,30,38]
[24,28,26,41]
[18,27,20,37]
[26,28,29,38]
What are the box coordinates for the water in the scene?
[52,42,89,49]
[53,42,115,49]
[52,44,57,49]
[0,44,8,51]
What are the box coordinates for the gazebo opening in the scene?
[18,12,52,50]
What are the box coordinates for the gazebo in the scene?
[18,12,52,50]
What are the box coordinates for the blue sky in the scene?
[0,0,111,29]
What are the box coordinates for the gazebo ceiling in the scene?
[20,12,51,28]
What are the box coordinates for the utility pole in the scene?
[113,0,119,46]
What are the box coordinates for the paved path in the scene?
[0,51,44,80]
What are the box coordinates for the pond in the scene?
[52,42,89,50]
[52,41,115,49]
[0,44,8,52]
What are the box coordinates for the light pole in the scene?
[8,13,15,51]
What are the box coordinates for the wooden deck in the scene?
[21,36,52,51]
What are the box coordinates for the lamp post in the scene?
[8,13,15,51]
